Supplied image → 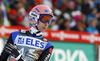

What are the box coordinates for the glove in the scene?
[4,43,27,61]
[25,49,43,61]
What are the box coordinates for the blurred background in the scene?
[0,0,100,61]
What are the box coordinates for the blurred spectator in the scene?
[16,16,23,26]
[35,0,43,5]
[70,19,76,28]
[0,5,3,25]
[43,0,53,9]
[59,19,71,30]
[27,0,43,13]
[89,0,95,9]
[96,3,100,20]
[0,2,10,26]
[71,10,82,23]
[21,0,27,7]
[94,0,100,9]
[59,13,71,30]
[10,0,20,10]
[96,12,100,20]
[51,5,62,30]
[96,12,100,33]
[8,9,17,25]
[81,14,88,27]
[71,20,86,32]
[69,10,82,28]
[81,0,91,15]
[15,0,26,18]
[86,18,99,34]
[86,9,97,21]
[52,0,58,6]
[97,3,100,12]
[0,0,100,34]
[58,0,68,11]
[74,0,82,10]
[10,0,26,17]
[64,0,75,14]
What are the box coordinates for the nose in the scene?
[44,22,48,26]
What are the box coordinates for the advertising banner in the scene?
[98,45,100,61]
[50,41,95,61]
[0,25,100,44]
[0,25,29,38]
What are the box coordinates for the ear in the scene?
[38,19,39,23]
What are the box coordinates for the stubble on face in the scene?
[37,21,48,32]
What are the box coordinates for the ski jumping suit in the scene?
[0,27,54,61]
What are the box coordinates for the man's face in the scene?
[90,20,97,27]
[37,20,49,32]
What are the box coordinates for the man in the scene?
[86,18,99,34]
[0,5,54,61]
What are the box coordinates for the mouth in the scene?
[43,27,46,29]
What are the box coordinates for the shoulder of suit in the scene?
[43,38,48,42]
[20,29,27,33]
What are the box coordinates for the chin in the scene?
[42,29,46,32]
[40,30,44,32]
